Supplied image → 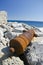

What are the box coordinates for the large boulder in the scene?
[0,11,7,24]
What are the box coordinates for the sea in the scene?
[8,20,43,27]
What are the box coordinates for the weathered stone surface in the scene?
[2,56,24,65]
[0,11,7,24]
[24,37,43,65]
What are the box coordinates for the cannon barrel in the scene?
[9,29,35,55]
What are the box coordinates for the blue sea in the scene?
[8,20,43,27]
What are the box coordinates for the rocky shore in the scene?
[0,11,43,65]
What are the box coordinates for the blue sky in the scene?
[0,0,43,21]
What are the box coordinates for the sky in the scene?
[0,0,43,21]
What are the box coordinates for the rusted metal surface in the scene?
[9,29,35,55]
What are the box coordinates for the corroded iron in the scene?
[9,29,35,55]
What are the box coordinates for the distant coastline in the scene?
[8,20,43,27]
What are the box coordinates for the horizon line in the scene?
[7,20,43,22]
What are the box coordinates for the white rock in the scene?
[11,22,19,28]
[0,11,7,24]
[2,56,24,65]
[15,27,26,31]
[22,23,32,30]
[11,32,22,36]
[1,38,7,46]
[0,29,4,37]
[11,22,23,28]
[5,32,17,40]
[0,30,4,41]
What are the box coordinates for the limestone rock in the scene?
[0,11,7,24]
[2,56,24,65]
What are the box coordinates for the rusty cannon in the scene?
[9,29,35,55]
